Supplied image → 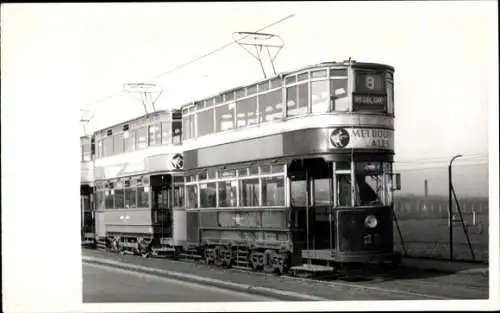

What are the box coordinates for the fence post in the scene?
[448,155,462,262]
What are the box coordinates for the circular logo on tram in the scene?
[330,128,350,148]
[170,153,184,170]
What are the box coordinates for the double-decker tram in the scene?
[180,59,401,274]
[81,135,96,246]
[92,110,186,256]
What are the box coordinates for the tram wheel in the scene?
[249,251,262,271]
[263,249,276,273]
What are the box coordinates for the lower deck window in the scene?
[261,176,285,206]
[218,181,237,207]
[96,191,105,211]
[138,187,149,208]
[114,189,125,208]
[125,189,137,208]
[105,190,114,209]
[337,174,352,206]
[186,185,198,208]
[200,183,217,208]
[173,184,184,207]
[239,178,259,207]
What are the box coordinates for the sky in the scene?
[5,2,496,162]
[1,3,499,312]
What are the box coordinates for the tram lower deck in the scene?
[180,155,400,272]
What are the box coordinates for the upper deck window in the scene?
[311,80,329,113]
[161,121,171,145]
[97,140,103,158]
[213,95,222,106]
[224,91,235,102]
[172,119,182,145]
[298,72,309,81]
[259,81,270,92]
[386,72,394,114]
[197,108,215,137]
[103,137,113,157]
[136,127,148,150]
[247,85,257,96]
[258,89,282,123]
[331,78,349,111]
[285,76,296,85]
[124,130,136,153]
[287,83,308,116]
[270,77,282,89]
[387,81,394,114]
[236,96,258,127]
[113,133,124,154]
[235,89,246,99]
[330,68,348,77]
[148,124,161,146]
[182,114,195,140]
[216,103,235,132]
[194,101,203,110]
[311,70,327,78]
[81,143,91,162]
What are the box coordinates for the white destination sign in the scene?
[328,127,394,150]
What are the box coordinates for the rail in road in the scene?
[82,249,488,301]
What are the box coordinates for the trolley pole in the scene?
[448,154,462,262]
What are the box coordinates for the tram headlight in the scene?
[364,214,378,228]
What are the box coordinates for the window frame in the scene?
[184,163,287,211]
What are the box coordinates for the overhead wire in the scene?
[82,13,296,111]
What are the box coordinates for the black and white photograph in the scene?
[2,1,499,312]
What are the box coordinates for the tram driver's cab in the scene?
[288,158,401,266]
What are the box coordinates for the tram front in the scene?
[292,62,401,267]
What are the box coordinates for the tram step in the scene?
[152,247,176,253]
[233,265,251,270]
[290,264,335,273]
[235,261,250,267]
[179,253,202,259]
[96,240,107,251]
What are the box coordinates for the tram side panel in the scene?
[103,209,154,236]
[186,211,200,245]
[173,208,188,246]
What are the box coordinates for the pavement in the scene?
[83,262,276,302]
[400,257,488,275]
[82,249,489,301]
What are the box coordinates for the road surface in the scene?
[82,263,277,302]
[83,249,489,300]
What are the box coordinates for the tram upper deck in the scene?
[91,110,184,181]
[180,60,395,170]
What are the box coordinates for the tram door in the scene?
[80,185,95,236]
[288,159,334,251]
[309,160,334,250]
[289,166,308,252]
[150,175,173,241]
